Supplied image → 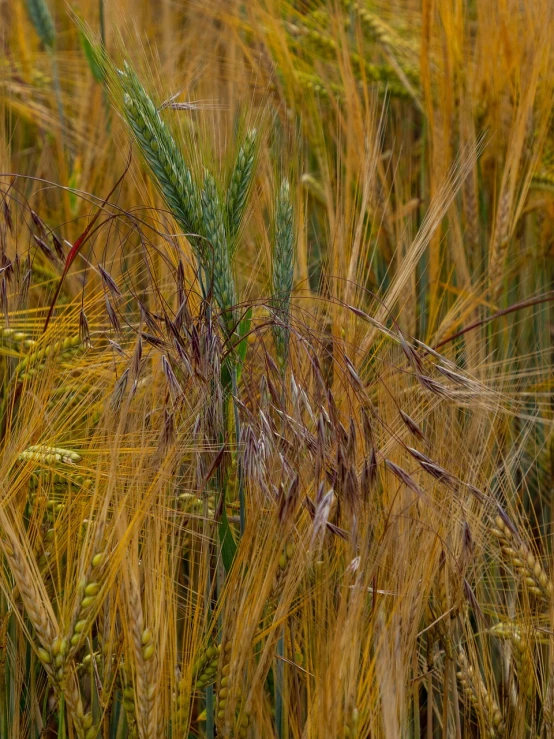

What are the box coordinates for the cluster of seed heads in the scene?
[341,0,416,57]
[216,641,251,738]
[289,19,416,95]
[67,551,105,657]
[29,470,90,490]
[270,541,295,603]
[491,514,552,602]
[77,650,102,672]
[292,70,343,100]
[192,643,220,689]
[24,0,55,49]
[490,622,534,695]
[39,636,98,737]
[120,63,260,343]
[0,326,36,350]
[425,555,461,659]
[28,471,91,566]
[200,172,238,336]
[177,492,214,516]
[15,336,82,380]
[19,445,82,465]
[456,649,505,737]
[120,63,202,254]
[343,707,360,738]
[122,683,138,738]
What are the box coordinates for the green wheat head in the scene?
[201,171,238,337]
[25,0,56,49]
[119,62,203,258]
[272,178,295,366]
[226,128,258,244]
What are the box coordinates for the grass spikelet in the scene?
[0,523,56,652]
[490,622,535,696]
[293,70,343,100]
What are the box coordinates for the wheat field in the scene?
[0,0,553,737]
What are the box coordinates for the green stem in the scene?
[276,629,285,739]
[98,0,111,129]
[205,685,214,739]
[99,0,105,47]
[58,693,66,739]
[203,466,215,739]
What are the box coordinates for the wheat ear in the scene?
[119,62,202,258]
[271,178,295,366]
[201,171,238,336]
[24,0,55,49]
[226,128,257,244]
[456,648,505,737]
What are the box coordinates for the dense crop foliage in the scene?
[0,1,553,737]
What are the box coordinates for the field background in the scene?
[0,0,553,737]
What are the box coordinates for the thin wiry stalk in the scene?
[232,366,245,535]
[24,0,66,145]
